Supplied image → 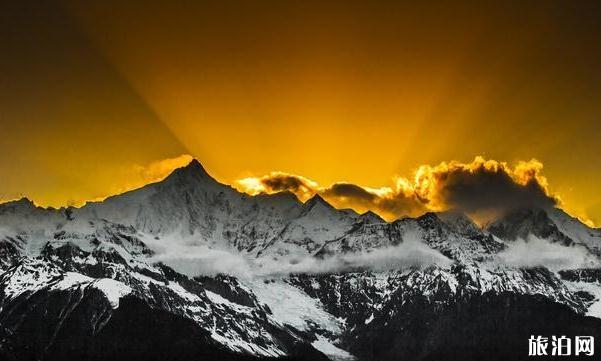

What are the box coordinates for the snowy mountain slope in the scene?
[316,211,504,265]
[287,264,585,330]
[486,208,574,246]
[547,207,601,254]
[73,161,356,260]
[254,195,359,259]
[486,207,601,263]
[1,159,601,360]
[77,160,301,243]
[0,219,328,360]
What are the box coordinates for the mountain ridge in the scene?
[1,158,601,361]
[1,158,594,229]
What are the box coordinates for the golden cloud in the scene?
[236,172,318,201]
[129,154,195,185]
[234,157,559,221]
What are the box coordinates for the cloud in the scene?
[321,183,377,202]
[234,156,558,221]
[319,182,428,219]
[145,235,254,278]
[148,231,452,278]
[129,154,195,185]
[142,209,595,278]
[151,246,253,278]
[252,244,452,276]
[147,232,597,279]
[254,229,452,276]
[412,157,557,215]
[236,172,318,201]
[495,236,599,270]
[584,202,601,227]
[82,154,195,204]
[145,223,599,278]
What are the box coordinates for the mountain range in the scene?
[1,159,600,361]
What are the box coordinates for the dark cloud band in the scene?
[236,157,558,221]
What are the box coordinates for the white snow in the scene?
[51,273,131,308]
[92,278,132,308]
[547,208,601,254]
[52,272,93,290]
[311,335,355,360]
[564,281,601,319]
[4,161,601,360]
[496,235,598,270]
[248,278,343,333]
[1,259,63,300]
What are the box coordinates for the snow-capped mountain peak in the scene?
[163,158,216,184]
[359,210,386,224]
[302,194,336,213]
[2,158,601,361]
[487,207,574,245]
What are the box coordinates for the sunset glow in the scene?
[233,156,563,224]
[1,1,600,225]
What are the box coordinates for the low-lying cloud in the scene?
[148,232,452,279]
[235,156,558,221]
[254,237,453,277]
[148,233,600,279]
[496,236,599,270]
[145,235,253,277]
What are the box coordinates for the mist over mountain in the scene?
[1,159,600,361]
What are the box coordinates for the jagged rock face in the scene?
[486,208,574,246]
[288,265,585,334]
[1,290,326,361]
[0,283,116,360]
[72,164,357,259]
[404,213,505,262]
[547,208,601,256]
[316,211,505,265]
[346,293,601,361]
[1,160,601,361]
[560,268,601,283]
[0,238,21,271]
[0,255,322,360]
[0,217,329,360]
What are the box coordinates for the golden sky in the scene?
[1,1,600,225]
